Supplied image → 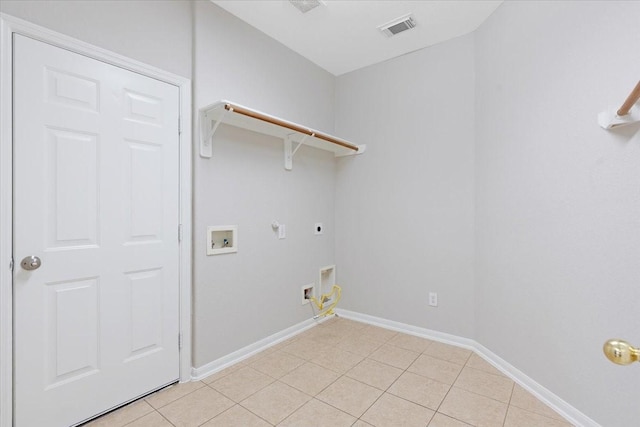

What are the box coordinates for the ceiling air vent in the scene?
[378,14,417,37]
[289,0,325,14]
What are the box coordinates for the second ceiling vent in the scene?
[289,0,325,14]
[378,13,417,37]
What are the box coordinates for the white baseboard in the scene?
[337,309,599,427]
[337,309,476,350]
[191,316,326,381]
[472,342,599,427]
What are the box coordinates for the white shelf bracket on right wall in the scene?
[599,80,640,130]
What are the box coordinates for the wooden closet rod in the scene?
[224,103,359,152]
[617,80,640,116]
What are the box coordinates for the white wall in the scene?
[4,1,639,424]
[2,0,339,372]
[474,1,640,425]
[334,34,476,339]
[192,1,337,367]
[0,0,192,78]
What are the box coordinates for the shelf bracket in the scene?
[335,144,367,158]
[598,105,640,130]
[599,81,640,130]
[200,106,233,158]
[284,133,313,171]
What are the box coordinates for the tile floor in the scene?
[86,317,573,427]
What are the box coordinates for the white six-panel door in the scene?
[13,34,180,426]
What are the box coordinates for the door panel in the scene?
[13,34,180,427]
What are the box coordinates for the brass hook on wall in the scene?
[603,339,639,365]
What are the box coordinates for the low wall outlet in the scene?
[302,284,314,305]
[278,224,286,239]
[428,292,438,307]
[314,223,323,235]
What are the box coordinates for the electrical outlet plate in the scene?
[301,284,314,305]
[429,292,438,307]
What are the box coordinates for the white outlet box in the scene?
[278,223,286,239]
[301,284,314,305]
[206,225,237,255]
[428,292,438,307]
[319,265,335,304]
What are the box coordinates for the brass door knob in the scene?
[603,339,639,365]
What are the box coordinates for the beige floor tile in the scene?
[325,317,367,330]
[278,398,356,427]
[510,384,567,421]
[423,342,472,365]
[388,333,434,353]
[240,381,311,425]
[269,336,302,352]
[239,351,271,367]
[81,320,571,427]
[464,353,507,377]
[369,344,420,369]
[408,354,464,385]
[387,371,450,410]
[209,366,274,402]
[279,361,340,396]
[504,405,573,427]
[316,323,361,340]
[311,347,364,374]
[145,381,205,409]
[453,367,514,403]
[303,326,344,344]
[428,413,473,426]
[345,358,403,390]
[361,393,435,427]
[250,350,306,379]
[124,411,173,427]
[316,376,383,418]
[202,363,244,384]
[439,387,507,427]
[280,337,325,360]
[335,336,383,357]
[201,404,271,427]
[158,386,234,427]
[86,400,154,427]
[360,325,398,343]
[331,318,368,332]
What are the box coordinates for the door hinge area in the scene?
[178,116,182,135]
[178,332,183,349]
[178,224,183,242]
[9,258,14,272]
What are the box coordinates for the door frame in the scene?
[0,13,193,427]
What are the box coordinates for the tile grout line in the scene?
[107,320,569,427]
[501,381,516,427]
[156,409,178,427]
[204,366,276,405]
[220,403,275,427]
[350,340,429,425]
[430,351,471,417]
